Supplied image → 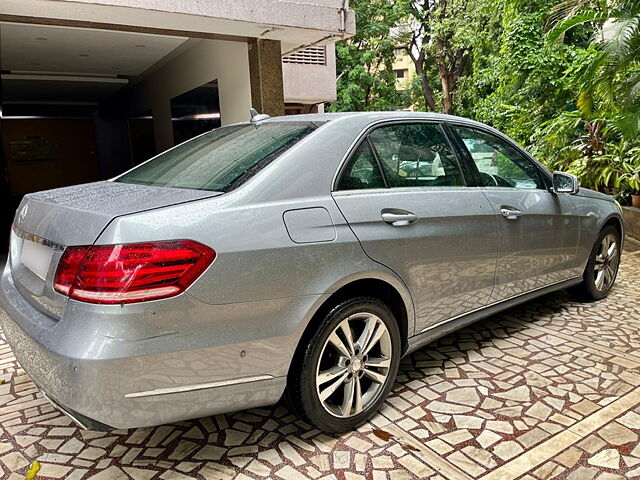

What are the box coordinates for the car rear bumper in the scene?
[0,265,318,429]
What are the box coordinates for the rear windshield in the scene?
[116,122,316,192]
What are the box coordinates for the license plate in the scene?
[21,239,54,281]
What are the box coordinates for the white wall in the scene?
[126,39,252,151]
[283,44,337,104]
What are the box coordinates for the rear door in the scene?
[332,121,498,334]
[450,125,581,302]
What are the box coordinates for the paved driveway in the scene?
[0,239,639,480]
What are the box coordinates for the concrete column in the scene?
[216,42,252,125]
[248,39,285,117]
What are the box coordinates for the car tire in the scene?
[285,297,401,433]
[573,225,621,301]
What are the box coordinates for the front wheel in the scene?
[286,297,401,433]
[574,225,621,300]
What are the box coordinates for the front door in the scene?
[450,125,581,302]
[332,122,498,334]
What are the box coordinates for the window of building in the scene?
[394,69,407,79]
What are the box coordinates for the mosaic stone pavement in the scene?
[0,239,639,480]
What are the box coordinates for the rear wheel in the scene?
[286,297,401,432]
[574,225,621,300]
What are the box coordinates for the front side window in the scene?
[116,122,316,192]
[453,126,544,189]
[368,123,464,188]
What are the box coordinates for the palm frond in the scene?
[577,88,594,116]
[626,71,640,103]
[610,102,640,139]
[547,11,607,43]
[548,0,593,26]
[600,17,640,59]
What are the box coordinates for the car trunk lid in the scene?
[10,181,220,319]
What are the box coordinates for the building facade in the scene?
[0,0,354,240]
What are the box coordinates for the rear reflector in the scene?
[54,240,215,304]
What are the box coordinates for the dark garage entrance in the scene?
[0,22,223,250]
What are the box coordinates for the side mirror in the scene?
[552,171,580,195]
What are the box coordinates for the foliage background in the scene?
[328,0,640,202]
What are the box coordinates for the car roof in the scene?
[229,111,491,130]
[257,111,475,124]
[256,111,552,179]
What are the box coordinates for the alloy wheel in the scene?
[315,313,392,418]
[594,233,619,292]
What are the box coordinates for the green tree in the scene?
[457,0,591,146]
[396,0,495,114]
[329,0,409,112]
[330,0,640,199]
[548,0,640,139]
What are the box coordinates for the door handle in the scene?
[500,208,522,220]
[381,210,418,226]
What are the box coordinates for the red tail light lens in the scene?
[54,240,215,304]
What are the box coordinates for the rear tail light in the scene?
[54,240,215,304]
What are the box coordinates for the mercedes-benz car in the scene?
[0,112,623,433]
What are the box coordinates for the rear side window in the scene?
[337,122,464,191]
[369,124,464,188]
[338,141,385,190]
[116,122,316,192]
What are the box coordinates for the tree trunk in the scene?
[439,68,454,115]
[408,49,437,111]
[436,38,455,115]
[416,64,437,111]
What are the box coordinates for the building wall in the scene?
[283,45,337,105]
[1,119,100,196]
[121,39,252,151]
[392,52,416,92]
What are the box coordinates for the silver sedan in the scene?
[0,112,623,432]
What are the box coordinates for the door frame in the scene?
[331,119,502,334]
[444,121,582,299]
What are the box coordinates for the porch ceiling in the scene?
[0,0,355,53]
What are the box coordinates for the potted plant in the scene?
[618,168,640,207]
[594,142,640,206]
[616,145,640,207]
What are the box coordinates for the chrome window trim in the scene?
[332,185,472,197]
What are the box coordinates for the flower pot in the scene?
[632,194,640,208]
